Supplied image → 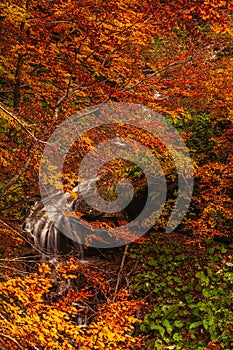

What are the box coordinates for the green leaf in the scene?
[148,258,158,267]
[173,332,182,342]
[203,309,214,330]
[174,320,184,328]
[220,247,227,254]
[196,271,209,286]
[202,288,212,297]
[162,319,173,334]
[189,321,203,329]
[203,318,209,330]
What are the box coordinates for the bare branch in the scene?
[0,219,35,250]
[0,144,38,196]
[0,104,48,144]
[54,76,72,119]
[113,244,129,302]
[0,333,24,350]
[122,56,195,92]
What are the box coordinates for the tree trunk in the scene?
[13,53,24,110]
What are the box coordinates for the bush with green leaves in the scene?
[130,235,233,349]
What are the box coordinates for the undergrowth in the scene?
[129,233,233,349]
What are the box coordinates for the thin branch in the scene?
[0,104,48,144]
[0,144,38,196]
[54,76,72,119]
[0,264,29,275]
[0,333,24,350]
[0,220,37,251]
[122,56,195,92]
[113,244,129,302]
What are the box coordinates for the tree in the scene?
[1,0,232,239]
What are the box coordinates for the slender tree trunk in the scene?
[13,54,24,110]
[13,18,26,110]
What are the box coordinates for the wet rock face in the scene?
[22,181,133,258]
[22,199,84,258]
[22,171,150,259]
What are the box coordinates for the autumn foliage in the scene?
[0,259,143,349]
[0,0,232,348]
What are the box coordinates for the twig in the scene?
[0,143,38,196]
[121,56,195,92]
[0,333,24,350]
[0,264,29,275]
[0,219,39,253]
[113,244,128,302]
[0,104,48,144]
[54,76,72,119]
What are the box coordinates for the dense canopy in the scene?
[0,0,232,349]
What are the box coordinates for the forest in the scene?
[0,0,232,349]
